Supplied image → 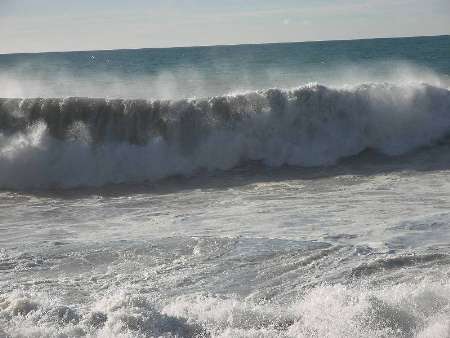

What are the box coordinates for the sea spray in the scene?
[1,83,450,189]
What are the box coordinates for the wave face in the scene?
[1,83,450,189]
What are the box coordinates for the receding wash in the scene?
[1,35,450,337]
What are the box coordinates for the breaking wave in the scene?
[1,82,450,189]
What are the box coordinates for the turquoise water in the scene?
[1,35,449,98]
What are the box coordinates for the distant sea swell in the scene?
[1,82,450,189]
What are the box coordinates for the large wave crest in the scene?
[1,83,449,189]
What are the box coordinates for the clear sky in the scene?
[1,0,449,54]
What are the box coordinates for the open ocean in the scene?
[1,35,450,337]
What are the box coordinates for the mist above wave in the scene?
[1,60,447,100]
[0,82,450,189]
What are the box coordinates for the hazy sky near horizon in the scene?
[1,0,449,54]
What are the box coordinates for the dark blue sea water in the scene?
[1,36,450,337]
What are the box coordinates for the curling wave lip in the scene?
[0,83,449,189]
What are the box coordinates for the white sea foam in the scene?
[1,280,448,337]
[163,281,450,337]
[0,83,449,189]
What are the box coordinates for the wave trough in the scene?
[1,83,450,189]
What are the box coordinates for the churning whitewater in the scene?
[1,83,450,189]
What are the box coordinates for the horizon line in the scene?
[1,33,449,56]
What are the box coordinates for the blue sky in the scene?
[1,0,449,53]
